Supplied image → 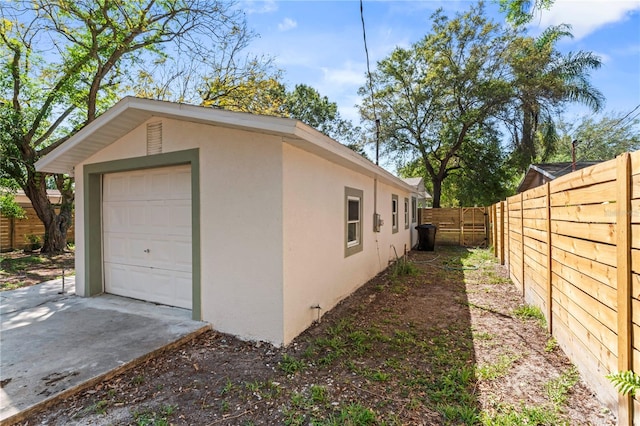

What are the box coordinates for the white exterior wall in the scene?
[282,143,412,344]
[74,118,286,344]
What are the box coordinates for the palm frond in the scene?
[607,370,640,397]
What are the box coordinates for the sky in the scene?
[238,0,640,130]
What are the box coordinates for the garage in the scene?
[102,164,192,309]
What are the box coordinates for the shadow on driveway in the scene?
[0,278,209,424]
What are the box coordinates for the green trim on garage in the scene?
[83,149,201,320]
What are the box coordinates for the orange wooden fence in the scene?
[1,206,75,252]
[488,152,640,424]
[418,207,488,247]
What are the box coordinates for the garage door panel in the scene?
[103,165,192,310]
[104,263,191,309]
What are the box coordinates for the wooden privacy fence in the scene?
[0,206,75,252]
[418,207,488,247]
[488,152,640,424]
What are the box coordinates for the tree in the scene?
[550,113,640,162]
[398,124,517,207]
[0,0,248,252]
[285,84,365,153]
[504,25,604,172]
[359,4,514,207]
[498,0,555,25]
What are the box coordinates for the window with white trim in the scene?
[392,194,398,234]
[404,197,410,229]
[345,187,363,256]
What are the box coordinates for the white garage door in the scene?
[103,165,192,309]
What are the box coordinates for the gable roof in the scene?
[517,161,601,192]
[401,177,432,200]
[36,97,415,192]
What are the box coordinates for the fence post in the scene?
[520,192,525,297]
[500,201,505,265]
[545,182,553,334]
[616,152,633,425]
[492,204,498,256]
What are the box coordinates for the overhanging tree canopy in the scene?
[0,0,249,252]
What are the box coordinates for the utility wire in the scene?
[360,0,380,165]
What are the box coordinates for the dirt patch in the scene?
[21,247,615,425]
[0,250,74,291]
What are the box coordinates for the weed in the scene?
[221,378,234,395]
[544,337,558,353]
[325,403,377,425]
[481,403,563,425]
[390,255,419,278]
[220,400,230,413]
[545,366,579,407]
[1,254,45,273]
[473,331,494,341]
[310,384,328,404]
[439,403,479,424]
[512,304,547,327]
[476,354,520,381]
[347,330,371,355]
[279,354,306,374]
[132,404,175,426]
[131,375,145,385]
[245,380,261,392]
[92,399,109,414]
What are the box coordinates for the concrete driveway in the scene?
[0,278,209,424]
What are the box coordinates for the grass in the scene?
[512,304,547,328]
[131,404,176,426]
[476,353,521,381]
[545,366,580,406]
[0,254,47,273]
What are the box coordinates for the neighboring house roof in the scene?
[1,189,63,205]
[35,97,415,193]
[517,161,601,193]
[401,177,432,200]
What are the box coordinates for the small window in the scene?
[411,197,417,223]
[345,187,363,257]
[392,194,398,234]
[404,197,410,229]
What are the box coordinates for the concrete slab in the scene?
[0,278,209,424]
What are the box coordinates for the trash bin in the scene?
[415,224,437,251]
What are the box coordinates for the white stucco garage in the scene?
[36,97,416,346]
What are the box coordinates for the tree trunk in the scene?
[431,177,443,208]
[23,170,73,254]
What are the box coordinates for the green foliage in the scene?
[476,354,520,381]
[512,304,546,327]
[279,354,306,374]
[551,113,640,163]
[499,0,556,26]
[482,403,562,425]
[0,0,249,252]
[607,370,640,397]
[506,24,604,172]
[360,3,514,207]
[390,256,419,278]
[545,366,579,406]
[544,337,558,353]
[132,404,176,426]
[0,192,26,219]
[285,84,365,153]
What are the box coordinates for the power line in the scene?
[360,0,380,165]
[605,103,640,132]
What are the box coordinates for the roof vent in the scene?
[147,122,162,155]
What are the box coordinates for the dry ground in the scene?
[16,247,615,425]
